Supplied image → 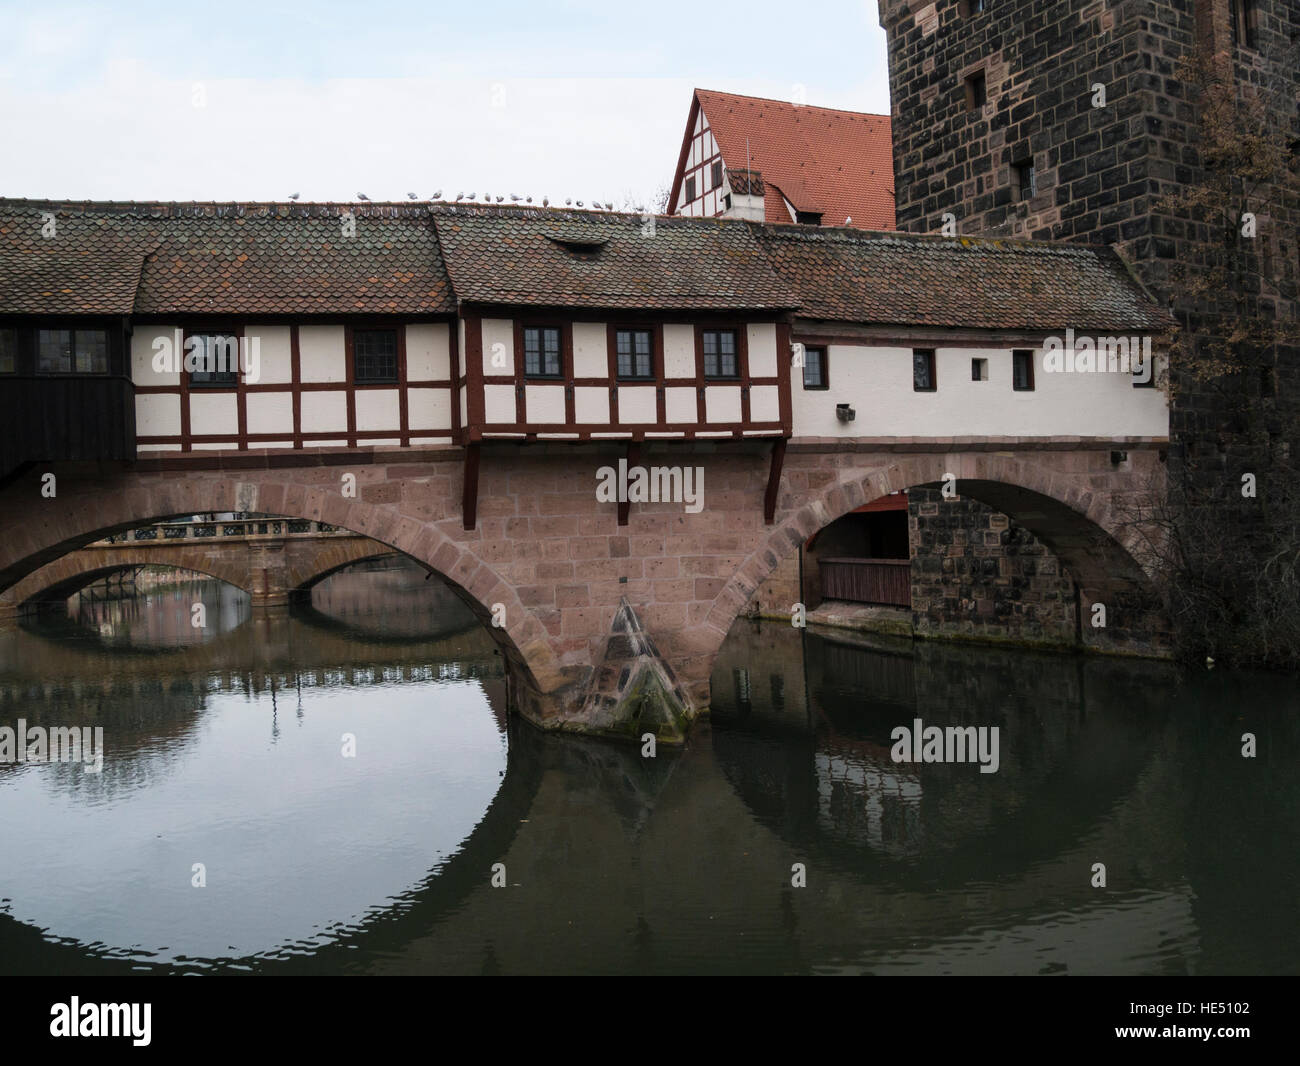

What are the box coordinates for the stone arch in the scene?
[285,547,402,594]
[705,450,1163,651]
[0,468,573,710]
[3,548,259,607]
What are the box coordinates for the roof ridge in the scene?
[695,87,889,120]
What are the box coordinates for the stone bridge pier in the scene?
[0,440,1168,742]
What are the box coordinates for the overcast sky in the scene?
[0,0,892,207]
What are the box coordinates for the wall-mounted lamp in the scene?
[836,403,856,423]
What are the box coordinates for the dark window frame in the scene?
[614,327,655,380]
[1230,0,1259,49]
[36,326,111,376]
[1015,159,1037,200]
[971,357,988,381]
[965,70,987,111]
[711,160,723,190]
[701,328,741,379]
[685,175,696,202]
[1012,349,1035,391]
[913,348,937,392]
[350,326,400,385]
[802,346,828,390]
[183,328,242,388]
[522,324,564,379]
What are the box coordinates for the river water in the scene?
[1,561,1296,975]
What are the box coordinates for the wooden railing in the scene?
[819,557,911,608]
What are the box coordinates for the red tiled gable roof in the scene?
[0,200,454,315]
[755,224,1177,333]
[432,206,797,312]
[692,89,895,230]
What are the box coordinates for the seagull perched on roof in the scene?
[407,192,418,199]
[357,192,371,201]
[525,196,532,203]
[604,202,613,210]
[510,193,521,201]
[542,196,549,207]
[288,193,300,200]
[454,191,463,201]
[565,198,572,205]
[464,192,475,200]
[495,195,504,202]
[576,200,584,207]
[432,189,442,199]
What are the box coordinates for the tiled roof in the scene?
[432,205,798,311]
[755,224,1177,332]
[0,199,1174,334]
[0,201,453,315]
[694,89,895,230]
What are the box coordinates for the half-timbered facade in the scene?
[1,199,1173,525]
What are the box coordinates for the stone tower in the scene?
[878,0,1300,663]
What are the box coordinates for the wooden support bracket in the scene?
[617,442,641,527]
[462,441,481,531]
[764,437,787,525]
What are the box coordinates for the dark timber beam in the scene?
[462,441,481,531]
[764,438,787,525]
[618,442,641,527]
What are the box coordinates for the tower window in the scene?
[1015,159,1037,200]
[1230,0,1259,49]
[965,71,987,111]
[959,0,986,15]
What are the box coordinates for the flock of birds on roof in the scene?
[284,191,640,211]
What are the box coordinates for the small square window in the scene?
[187,333,240,386]
[702,330,739,378]
[1015,159,1037,200]
[711,161,723,189]
[965,70,987,111]
[913,349,936,391]
[971,357,988,381]
[803,347,827,389]
[524,326,562,378]
[1013,349,1035,391]
[685,176,696,202]
[353,329,398,383]
[616,329,654,379]
[0,328,17,373]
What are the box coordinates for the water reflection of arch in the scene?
[0,720,548,976]
[709,619,1175,883]
[0,615,546,974]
